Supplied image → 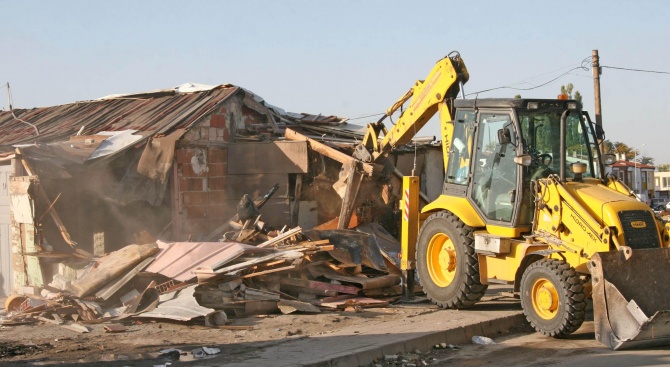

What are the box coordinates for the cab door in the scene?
[469,110,518,223]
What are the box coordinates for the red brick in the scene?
[210,114,227,128]
[207,204,235,219]
[208,190,229,205]
[208,177,227,190]
[242,105,264,126]
[175,149,195,164]
[208,163,225,177]
[223,128,230,142]
[179,163,200,177]
[208,147,227,163]
[182,192,208,206]
[179,178,204,191]
[184,205,207,219]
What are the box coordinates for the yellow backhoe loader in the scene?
[353,51,670,350]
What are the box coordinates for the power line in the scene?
[467,65,588,96]
[601,65,670,75]
[347,112,385,121]
[326,59,669,166]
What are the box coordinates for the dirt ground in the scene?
[0,299,450,366]
[0,285,524,367]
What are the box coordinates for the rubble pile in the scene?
[2,196,414,333]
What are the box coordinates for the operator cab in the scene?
[444,98,609,231]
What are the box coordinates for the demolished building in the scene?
[0,83,445,322]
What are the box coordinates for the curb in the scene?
[299,313,527,367]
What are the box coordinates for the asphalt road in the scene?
[442,321,670,367]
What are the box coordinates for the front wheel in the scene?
[520,258,586,337]
[416,211,487,309]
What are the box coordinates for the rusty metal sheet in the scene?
[135,285,214,321]
[145,240,270,282]
[0,86,238,150]
[94,257,156,301]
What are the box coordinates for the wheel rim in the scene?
[531,277,559,320]
[426,232,457,287]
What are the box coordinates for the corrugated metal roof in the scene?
[0,85,239,148]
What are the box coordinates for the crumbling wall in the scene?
[173,93,289,241]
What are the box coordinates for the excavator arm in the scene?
[353,51,469,165]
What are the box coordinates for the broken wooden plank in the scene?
[61,323,91,333]
[194,250,303,283]
[336,161,364,229]
[257,227,302,248]
[278,299,321,314]
[320,296,390,309]
[104,324,127,333]
[95,257,155,300]
[284,128,377,176]
[242,265,297,279]
[279,278,360,295]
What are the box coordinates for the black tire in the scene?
[520,258,586,338]
[416,211,487,309]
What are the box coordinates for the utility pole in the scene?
[592,50,602,129]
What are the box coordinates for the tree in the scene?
[514,94,522,99]
[612,141,634,160]
[658,164,670,172]
[601,140,615,154]
[640,156,655,165]
[560,83,583,103]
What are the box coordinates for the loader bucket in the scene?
[588,247,670,350]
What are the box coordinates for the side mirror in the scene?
[497,128,512,145]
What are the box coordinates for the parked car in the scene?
[651,198,668,211]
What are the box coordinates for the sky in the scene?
[2,1,669,163]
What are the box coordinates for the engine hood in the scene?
[562,179,650,225]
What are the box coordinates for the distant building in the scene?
[609,153,655,202]
[654,171,670,201]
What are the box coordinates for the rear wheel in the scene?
[416,211,487,308]
[520,258,586,337]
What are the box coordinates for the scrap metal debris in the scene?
[1,192,418,337]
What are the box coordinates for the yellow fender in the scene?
[421,195,485,227]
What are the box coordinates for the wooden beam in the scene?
[284,128,377,176]
[337,161,363,229]
[257,227,302,248]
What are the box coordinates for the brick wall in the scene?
[181,94,270,145]
[173,95,289,241]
